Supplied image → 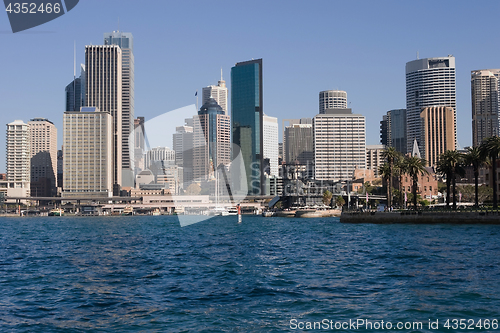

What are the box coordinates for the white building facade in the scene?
[202,71,228,115]
[263,115,279,177]
[6,120,30,198]
[62,109,113,198]
[313,109,366,181]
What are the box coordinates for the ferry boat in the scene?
[122,206,134,216]
[152,208,161,216]
[48,208,64,216]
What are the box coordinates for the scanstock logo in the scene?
[4,0,79,33]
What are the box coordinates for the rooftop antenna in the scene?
[118,17,120,32]
[220,67,223,81]
[417,51,419,60]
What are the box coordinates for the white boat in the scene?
[207,206,229,216]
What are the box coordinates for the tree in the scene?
[480,136,500,208]
[463,146,487,207]
[322,190,333,207]
[381,147,400,209]
[395,154,408,208]
[436,150,465,210]
[335,195,345,208]
[379,162,391,206]
[403,155,429,209]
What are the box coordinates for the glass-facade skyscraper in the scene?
[231,59,264,195]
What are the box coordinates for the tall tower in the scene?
[193,98,230,180]
[104,31,135,187]
[406,56,456,154]
[85,44,122,191]
[231,59,264,195]
[28,118,57,197]
[313,109,366,181]
[263,115,278,177]
[202,69,228,114]
[319,90,347,114]
[65,64,85,111]
[471,69,500,146]
[173,119,194,188]
[6,120,30,198]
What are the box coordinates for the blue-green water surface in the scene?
[0,216,499,332]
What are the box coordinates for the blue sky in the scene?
[1,0,499,173]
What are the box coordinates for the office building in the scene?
[231,59,264,195]
[284,119,313,165]
[366,144,385,178]
[6,120,30,198]
[263,115,278,177]
[313,108,366,181]
[319,90,347,114]
[145,147,176,170]
[63,108,113,198]
[420,106,456,167]
[193,98,231,180]
[173,120,194,188]
[134,117,145,173]
[65,64,85,112]
[406,56,456,154]
[85,44,122,192]
[380,114,390,146]
[104,31,135,187]
[202,70,228,114]
[28,118,57,197]
[471,69,500,146]
[380,109,407,154]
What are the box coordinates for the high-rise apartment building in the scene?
[263,115,278,177]
[406,56,456,154]
[319,90,347,114]
[104,31,135,187]
[28,118,57,197]
[471,69,500,147]
[193,98,230,180]
[62,108,113,198]
[6,120,30,198]
[313,109,366,181]
[420,106,456,167]
[85,44,122,191]
[231,59,264,195]
[202,70,228,115]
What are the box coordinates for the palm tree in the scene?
[395,154,408,207]
[436,150,465,210]
[480,136,500,208]
[381,147,400,209]
[378,162,391,207]
[463,146,487,207]
[403,155,429,209]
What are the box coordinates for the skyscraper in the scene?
[28,118,57,197]
[231,59,264,195]
[85,44,122,191]
[284,120,313,166]
[263,115,278,177]
[313,109,366,181]
[63,108,113,198]
[65,64,85,112]
[319,90,347,114]
[134,117,145,173]
[202,70,228,114]
[420,106,456,167]
[406,56,456,154]
[380,109,407,154]
[193,98,230,180]
[173,119,194,188]
[471,69,500,146]
[6,120,30,198]
[104,31,135,187]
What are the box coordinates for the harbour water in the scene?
[1,216,500,332]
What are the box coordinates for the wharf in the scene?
[340,210,500,224]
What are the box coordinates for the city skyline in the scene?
[1,1,500,172]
